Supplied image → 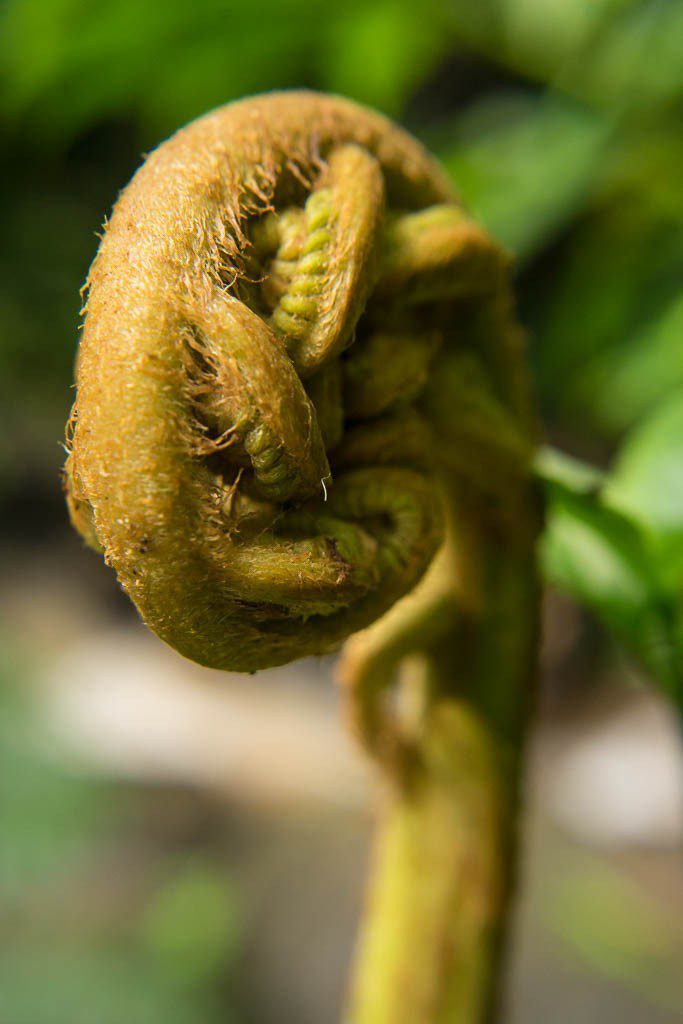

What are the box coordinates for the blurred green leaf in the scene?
[535,445,606,495]
[539,471,681,703]
[606,395,683,602]
[541,479,657,634]
[606,394,683,536]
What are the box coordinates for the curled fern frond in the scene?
[64,91,532,672]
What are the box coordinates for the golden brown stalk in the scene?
[64,91,541,1023]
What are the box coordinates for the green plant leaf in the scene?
[538,456,682,704]
[606,394,683,537]
[534,445,606,495]
[606,394,683,610]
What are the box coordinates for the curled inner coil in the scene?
[65,92,528,671]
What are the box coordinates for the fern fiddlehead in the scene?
[64,92,541,1024]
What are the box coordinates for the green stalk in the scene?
[346,483,540,1024]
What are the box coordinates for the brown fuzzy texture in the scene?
[65,91,527,672]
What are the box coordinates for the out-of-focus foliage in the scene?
[0,0,450,139]
[141,863,242,988]
[541,847,683,1015]
[0,648,242,1024]
[0,0,681,685]
[538,447,681,705]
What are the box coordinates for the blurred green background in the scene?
[1,2,682,1022]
